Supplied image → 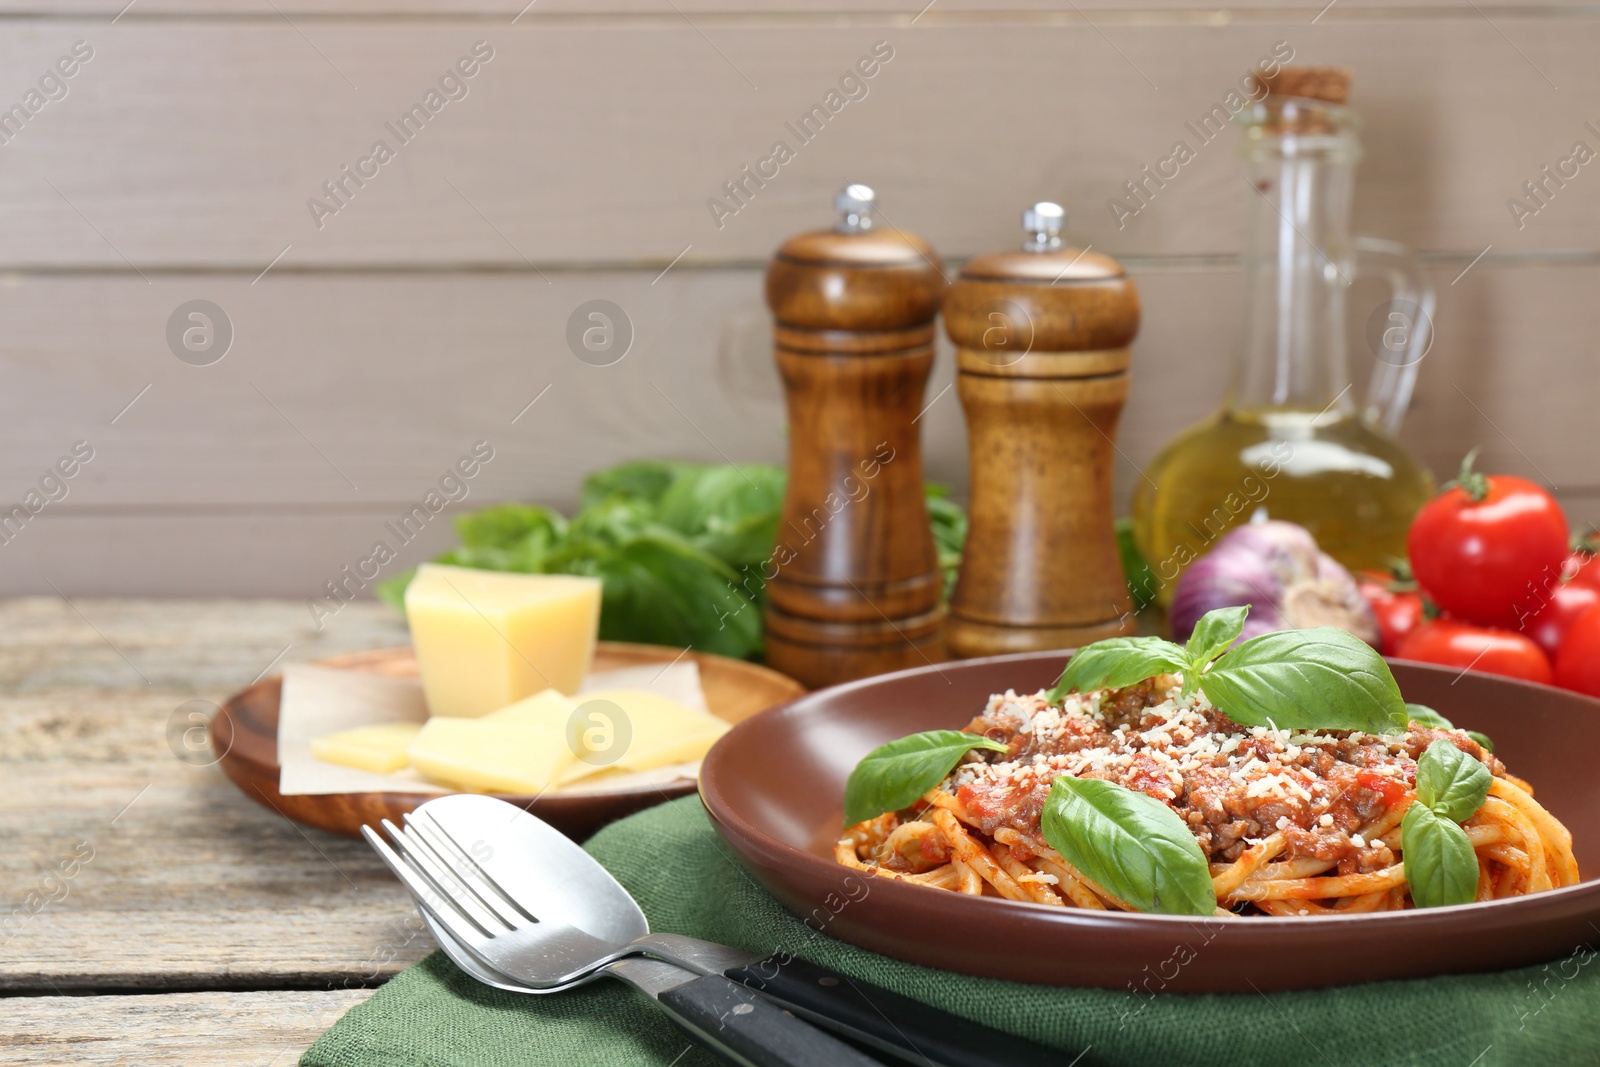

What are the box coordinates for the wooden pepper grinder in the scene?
[944,202,1138,657]
[763,184,948,688]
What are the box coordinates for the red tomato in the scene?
[1355,768,1413,808]
[1566,552,1600,592]
[1394,618,1554,685]
[1356,573,1426,655]
[1407,454,1569,629]
[1524,582,1600,661]
[1555,604,1600,699]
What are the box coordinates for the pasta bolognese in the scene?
[836,676,1577,915]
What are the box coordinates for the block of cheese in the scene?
[560,688,731,784]
[405,563,602,717]
[407,715,574,793]
[309,722,423,774]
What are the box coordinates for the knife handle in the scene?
[656,973,881,1067]
[727,954,1072,1067]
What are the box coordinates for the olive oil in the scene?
[1132,408,1434,606]
[1132,69,1439,607]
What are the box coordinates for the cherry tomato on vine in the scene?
[1395,618,1553,685]
[1555,605,1600,700]
[1524,582,1600,662]
[1356,572,1426,655]
[1407,451,1569,629]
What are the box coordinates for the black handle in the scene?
[656,973,883,1067]
[728,954,1073,1067]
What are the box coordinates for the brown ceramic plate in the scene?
[700,651,1600,992]
[216,642,803,840]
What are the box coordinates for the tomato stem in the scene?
[1443,447,1490,503]
[1382,556,1417,591]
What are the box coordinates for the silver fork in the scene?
[363,817,882,1067]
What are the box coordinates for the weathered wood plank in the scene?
[0,989,373,1067]
[0,260,1593,596]
[0,17,1596,268]
[0,2,1589,14]
[0,598,437,990]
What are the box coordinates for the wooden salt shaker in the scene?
[944,203,1138,657]
[762,185,947,688]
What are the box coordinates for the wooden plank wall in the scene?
[0,2,1595,597]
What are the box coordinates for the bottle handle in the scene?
[1352,237,1434,435]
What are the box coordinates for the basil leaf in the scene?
[1401,803,1479,908]
[1048,637,1188,703]
[1185,606,1249,669]
[1039,777,1215,916]
[842,731,1007,827]
[1405,703,1453,730]
[1466,730,1496,754]
[1198,626,1408,734]
[579,460,689,510]
[1415,739,1492,823]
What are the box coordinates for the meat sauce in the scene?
[944,679,1501,875]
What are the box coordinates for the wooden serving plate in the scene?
[213,642,804,840]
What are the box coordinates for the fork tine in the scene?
[360,823,494,948]
[391,816,527,930]
[403,810,538,925]
[379,818,508,935]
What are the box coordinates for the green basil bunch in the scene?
[376,461,967,661]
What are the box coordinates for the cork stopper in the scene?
[1264,66,1352,105]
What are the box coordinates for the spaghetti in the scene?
[836,678,1577,914]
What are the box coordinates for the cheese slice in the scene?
[407,716,575,793]
[559,688,731,784]
[310,722,423,774]
[404,564,602,717]
[486,688,577,729]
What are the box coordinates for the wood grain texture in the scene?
[0,17,1598,268]
[763,221,947,687]
[1,2,1588,13]
[0,598,439,992]
[2,259,1594,598]
[943,244,1137,657]
[0,989,374,1067]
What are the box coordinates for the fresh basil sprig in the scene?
[842,730,1008,827]
[1050,606,1409,735]
[1040,777,1214,916]
[1401,739,1494,908]
[1050,606,1244,701]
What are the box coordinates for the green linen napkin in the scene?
[303,797,1600,1067]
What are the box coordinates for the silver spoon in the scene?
[370,793,1068,1067]
[364,805,877,1067]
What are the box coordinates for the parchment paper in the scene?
[277,659,710,797]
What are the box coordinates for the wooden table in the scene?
[0,598,432,1066]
